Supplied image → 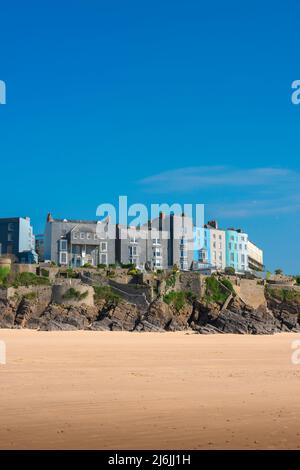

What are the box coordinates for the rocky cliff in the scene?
[1,284,300,334]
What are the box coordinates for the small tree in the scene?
[294,275,300,285]
[225,266,235,275]
[275,269,283,275]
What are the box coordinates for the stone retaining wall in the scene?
[52,282,94,306]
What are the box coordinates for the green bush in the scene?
[62,288,88,301]
[12,272,50,288]
[0,266,10,285]
[66,268,78,278]
[294,276,300,285]
[225,266,235,275]
[93,285,121,305]
[185,290,197,303]
[166,272,176,288]
[204,276,232,304]
[275,268,283,275]
[109,263,117,269]
[163,291,186,312]
[220,278,234,293]
[127,267,141,275]
[23,292,38,301]
[121,263,135,269]
[41,268,50,278]
[97,264,107,269]
[266,287,300,303]
[163,290,195,312]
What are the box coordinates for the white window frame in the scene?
[100,242,107,252]
[100,253,107,265]
[59,252,68,265]
[60,239,68,251]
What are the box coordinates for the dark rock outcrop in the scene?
[191,297,281,335]
[15,298,35,327]
[35,304,99,331]
[0,299,15,328]
[1,285,300,335]
[90,301,140,331]
[265,293,300,331]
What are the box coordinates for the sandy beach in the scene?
[0,330,300,450]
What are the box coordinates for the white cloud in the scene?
[139,166,297,192]
[138,166,300,218]
[210,195,300,218]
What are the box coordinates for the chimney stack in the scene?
[207,220,218,229]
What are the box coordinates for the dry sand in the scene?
[0,329,300,449]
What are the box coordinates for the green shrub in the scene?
[220,278,234,293]
[12,272,50,288]
[62,288,88,301]
[109,263,117,269]
[127,267,140,275]
[204,276,231,304]
[83,263,94,268]
[163,290,195,312]
[166,272,176,288]
[163,291,186,312]
[93,285,121,305]
[23,292,37,301]
[266,287,300,303]
[66,268,78,278]
[185,290,197,303]
[225,266,235,275]
[97,264,107,269]
[294,276,300,285]
[0,266,10,285]
[275,268,283,275]
[121,263,135,269]
[41,268,50,278]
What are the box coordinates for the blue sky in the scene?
[0,0,300,272]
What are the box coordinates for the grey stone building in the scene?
[116,213,194,271]
[116,216,169,270]
[44,212,195,271]
[44,213,115,267]
[159,213,194,271]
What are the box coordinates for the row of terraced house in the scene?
[0,212,264,274]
